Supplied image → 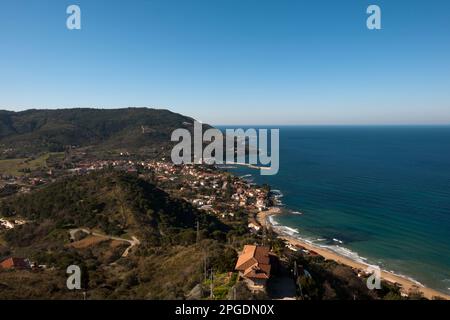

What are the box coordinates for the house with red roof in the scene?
[235,245,272,291]
[0,257,31,270]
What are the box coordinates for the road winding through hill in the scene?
[69,228,140,257]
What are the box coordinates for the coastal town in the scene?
[1,155,271,220]
[1,151,449,300]
[0,151,277,293]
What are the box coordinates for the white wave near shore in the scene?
[268,211,430,291]
[271,214,368,264]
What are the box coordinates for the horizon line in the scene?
[1,107,450,127]
[213,123,450,127]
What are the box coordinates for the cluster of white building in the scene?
[0,218,26,230]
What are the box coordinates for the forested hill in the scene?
[0,170,226,246]
[0,108,198,157]
[0,171,236,299]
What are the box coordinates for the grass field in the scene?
[0,152,63,176]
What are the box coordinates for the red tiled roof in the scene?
[235,245,271,280]
[0,257,30,270]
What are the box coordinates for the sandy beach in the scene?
[257,207,450,300]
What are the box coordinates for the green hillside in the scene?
[0,171,238,299]
[0,170,226,246]
[0,108,197,157]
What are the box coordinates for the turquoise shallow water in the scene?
[221,126,450,295]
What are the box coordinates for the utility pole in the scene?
[210,268,214,299]
[262,227,267,246]
[294,260,304,299]
[294,260,298,278]
[204,253,208,282]
[196,220,200,244]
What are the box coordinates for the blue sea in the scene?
[222,126,450,295]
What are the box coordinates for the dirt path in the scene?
[69,228,140,257]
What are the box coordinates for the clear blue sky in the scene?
[0,0,449,125]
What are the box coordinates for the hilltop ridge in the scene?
[0,108,198,157]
